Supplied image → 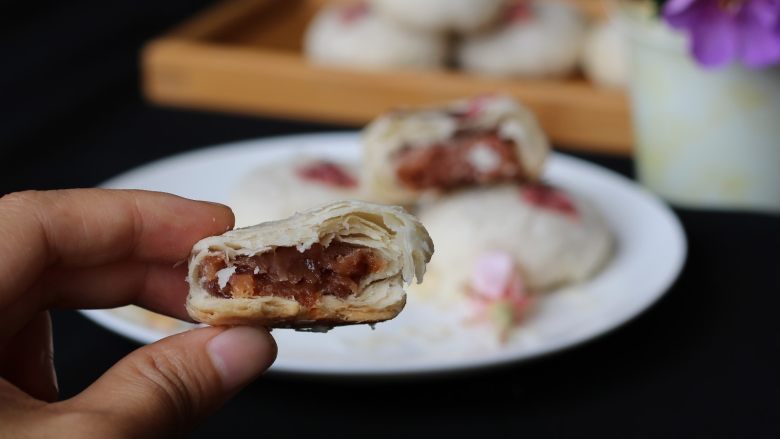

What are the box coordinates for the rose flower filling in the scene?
[394,130,524,191]
[198,242,386,308]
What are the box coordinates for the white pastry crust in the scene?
[416,184,612,299]
[362,95,550,204]
[370,0,508,33]
[304,3,447,70]
[458,0,587,78]
[581,19,629,89]
[186,201,433,328]
[229,157,363,228]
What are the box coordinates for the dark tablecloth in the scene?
[2,2,779,436]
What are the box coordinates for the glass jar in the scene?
[621,9,780,213]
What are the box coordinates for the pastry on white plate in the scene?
[186,201,433,329]
[304,2,447,70]
[230,157,363,228]
[416,183,612,300]
[458,0,587,78]
[362,95,549,204]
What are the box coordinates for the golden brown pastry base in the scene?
[186,294,406,329]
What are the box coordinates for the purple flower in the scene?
[663,0,780,68]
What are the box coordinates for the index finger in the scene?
[0,189,233,321]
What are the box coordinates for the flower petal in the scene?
[737,21,780,67]
[506,271,527,302]
[470,252,515,300]
[733,0,780,67]
[688,2,741,68]
[510,293,532,318]
[664,0,707,28]
[742,0,780,27]
[664,0,700,16]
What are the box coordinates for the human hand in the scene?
[0,189,277,438]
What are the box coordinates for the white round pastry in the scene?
[582,19,629,89]
[458,0,588,78]
[304,3,447,70]
[362,95,550,204]
[370,0,508,33]
[417,184,612,299]
[230,158,363,228]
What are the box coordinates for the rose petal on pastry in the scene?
[470,251,517,300]
[295,161,359,188]
[468,252,533,341]
[520,183,578,218]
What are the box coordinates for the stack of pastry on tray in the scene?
[304,0,628,88]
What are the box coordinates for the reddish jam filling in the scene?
[340,3,369,24]
[296,161,358,188]
[520,184,578,218]
[503,0,534,24]
[198,243,385,308]
[394,130,525,191]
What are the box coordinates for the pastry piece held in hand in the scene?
[362,95,550,204]
[186,201,433,329]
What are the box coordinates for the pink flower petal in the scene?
[506,271,527,302]
[470,252,515,300]
[468,252,532,339]
[510,292,532,317]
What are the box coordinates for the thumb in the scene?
[69,326,276,437]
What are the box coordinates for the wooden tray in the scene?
[142,0,633,154]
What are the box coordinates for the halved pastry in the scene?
[362,95,550,204]
[186,201,433,329]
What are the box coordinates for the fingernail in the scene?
[206,327,276,391]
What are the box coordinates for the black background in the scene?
[2,1,779,437]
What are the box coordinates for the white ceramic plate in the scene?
[80,133,686,376]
